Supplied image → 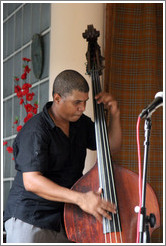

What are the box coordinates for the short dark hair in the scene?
[52,70,89,98]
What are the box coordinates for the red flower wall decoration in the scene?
[4,58,38,158]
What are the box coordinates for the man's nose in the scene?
[78,102,86,112]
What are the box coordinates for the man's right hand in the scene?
[77,188,117,223]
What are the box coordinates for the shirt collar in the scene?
[42,101,55,129]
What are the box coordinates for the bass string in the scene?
[94,71,123,243]
[91,71,105,188]
[95,71,123,243]
[91,71,111,237]
[91,70,114,240]
[93,71,116,241]
[91,72,104,187]
[96,79,115,243]
[94,73,122,243]
[92,70,123,243]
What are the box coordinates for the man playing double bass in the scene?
[4,70,122,243]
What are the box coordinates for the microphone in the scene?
[139,91,163,119]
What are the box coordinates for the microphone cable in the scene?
[136,115,142,243]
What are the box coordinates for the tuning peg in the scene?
[83,25,100,41]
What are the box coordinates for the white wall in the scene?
[49,3,105,173]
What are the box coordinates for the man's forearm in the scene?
[23,171,116,223]
[23,171,81,204]
[108,109,122,152]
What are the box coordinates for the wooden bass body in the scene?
[64,163,160,243]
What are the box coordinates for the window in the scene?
[3,2,50,213]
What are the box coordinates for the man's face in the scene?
[55,90,89,122]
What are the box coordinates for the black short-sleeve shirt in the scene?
[4,102,96,231]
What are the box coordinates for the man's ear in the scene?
[53,93,61,103]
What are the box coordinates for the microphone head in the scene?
[139,91,163,119]
[155,91,163,99]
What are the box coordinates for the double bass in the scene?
[64,25,160,243]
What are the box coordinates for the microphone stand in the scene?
[139,117,156,243]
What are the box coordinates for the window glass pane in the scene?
[3,59,13,98]
[3,22,7,58]
[22,46,31,67]
[32,86,38,105]
[3,181,11,210]
[11,151,17,178]
[13,95,21,135]
[39,81,49,112]
[23,4,32,45]
[7,16,15,55]
[8,3,16,15]
[6,99,13,137]
[14,3,22,11]
[41,3,50,32]
[14,52,22,78]
[3,102,6,138]
[3,139,13,178]
[15,9,22,50]
[3,4,8,20]
[32,3,40,34]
